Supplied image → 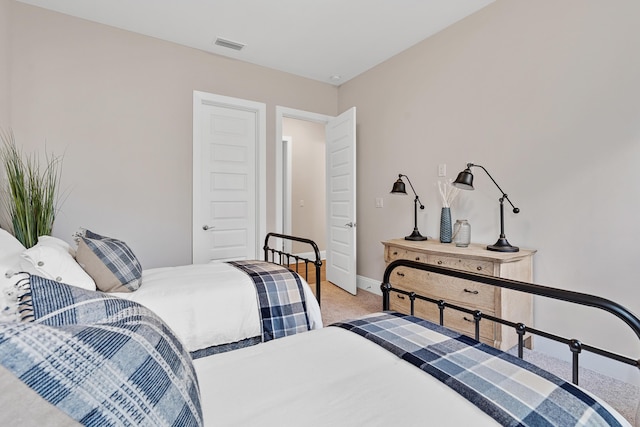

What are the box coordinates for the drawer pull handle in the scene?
[415,257,420,261]
[463,288,479,295]
[437,260,443,265]
[393,251,398,255]
[396,272,405,277]
[463,316,474,323]
[477,266,483,271]
[396,294,406,300]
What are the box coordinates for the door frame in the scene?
[193,90,267,262]
[275,106,332,245]
[281,135,293,253]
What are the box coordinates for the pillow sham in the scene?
[36,235,76,257]
[75,229,142,292]
[1,275,203,426]
[0,228,26,258]
[0,228,27,279]
[21,243,96,291]
[0,229,29,321]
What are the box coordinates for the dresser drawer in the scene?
[389,292,496,344]
[426,254,494,276]
[388,266,496,311]
[385,247,427,263]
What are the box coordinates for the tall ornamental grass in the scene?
[0,129,62,248]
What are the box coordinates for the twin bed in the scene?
[112,233,324,357]
[0,229,323,356]
[1,228,639,426]
[193,259,640,426]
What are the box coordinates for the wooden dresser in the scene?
[382,239,536,350]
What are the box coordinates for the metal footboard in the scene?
[264,232,323,306]
[381,258,640,386]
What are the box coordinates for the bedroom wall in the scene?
[282,117,326,254]
[6,1,338,268]
[340,0,640,382]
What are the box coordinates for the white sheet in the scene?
[113,261,322,352]
[193,326,631,427]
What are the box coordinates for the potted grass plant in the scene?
[0,128,63,248]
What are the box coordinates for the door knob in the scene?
[202,225,215,231]
[344,222,356,228]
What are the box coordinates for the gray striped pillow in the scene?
[75,229,142,292]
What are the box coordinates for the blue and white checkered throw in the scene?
[333,312,623,427]
[0,275,203,426]
[227,260,311,342]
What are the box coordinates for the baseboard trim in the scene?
[357,275,382,296]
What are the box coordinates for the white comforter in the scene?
[193,326,630,427]
[113,261,322,352]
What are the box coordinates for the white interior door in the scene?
[325,107,357,294]
[193,91,266,263]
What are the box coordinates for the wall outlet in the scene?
[438,164,446,177]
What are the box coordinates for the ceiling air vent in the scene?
[214,37,246,51]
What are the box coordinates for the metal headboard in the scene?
[381,258,640,386]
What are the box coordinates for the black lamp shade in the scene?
[391,179,407,194]
[452,168,474,190]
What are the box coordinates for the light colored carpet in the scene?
[318,281,639,425]
[319,281,382,326]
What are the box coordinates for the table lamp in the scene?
[452,163,520,252]
[390,174,427,241]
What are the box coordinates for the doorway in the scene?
[282,118,327,256]
[275,106,357,294]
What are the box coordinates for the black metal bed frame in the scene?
[382,258,640,386]
[263,232,323,306]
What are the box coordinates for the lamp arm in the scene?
[399,174,425,209]
[467,163,519,214]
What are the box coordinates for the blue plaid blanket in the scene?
[333,312,623,427]
[1,275,203,426]
[227,260,310,342]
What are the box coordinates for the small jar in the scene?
[453,220,471,247]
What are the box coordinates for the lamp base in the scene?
[487,237,519,252]
[405,229,428,241]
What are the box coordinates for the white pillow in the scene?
[0,228,26,264]
[36,235,76,257]
[0,229,28,322]
[20,244,96,291]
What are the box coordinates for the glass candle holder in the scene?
[453,219,471,247]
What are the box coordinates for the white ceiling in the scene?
[16,0,494,85]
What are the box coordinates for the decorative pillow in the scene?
[36,235,76,257]
[1,275,203,426]
[0,229,29,322]
[0,228,26,258]
[0,228,27,279]
[75,229,142,292]
[21,243,96,291]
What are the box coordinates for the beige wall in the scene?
[340,0,640,381]
[6,2,338,268]
[283,117,326,253]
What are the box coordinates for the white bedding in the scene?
[113,261,322,352]
[193,325,630,427]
